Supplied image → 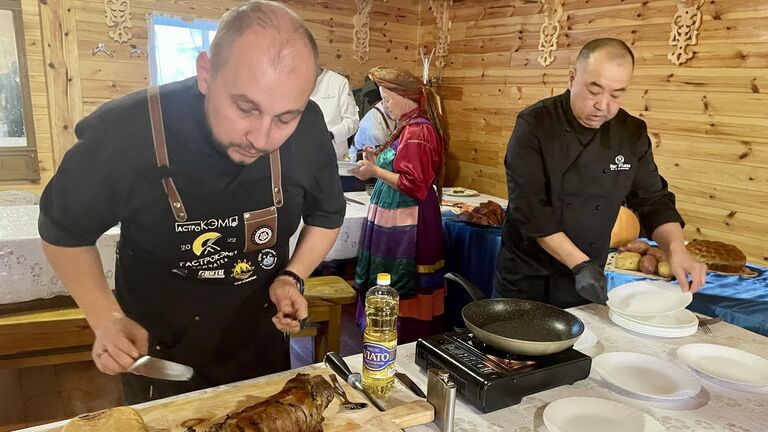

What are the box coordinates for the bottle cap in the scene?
[376,273,391,285]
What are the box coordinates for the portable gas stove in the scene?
[415,329,592,413]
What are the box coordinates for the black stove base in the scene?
[415,330,592,413]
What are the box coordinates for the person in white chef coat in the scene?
[310,68,360,160]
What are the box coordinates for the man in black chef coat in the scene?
[38,1,345,403]
[494,38,706,308]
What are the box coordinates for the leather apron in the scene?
[117,87,293,404]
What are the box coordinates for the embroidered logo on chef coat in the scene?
[231,259,255,280]
[250,225,273,246]
[610,155,632,171]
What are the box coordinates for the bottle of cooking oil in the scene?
[362,272,399,397]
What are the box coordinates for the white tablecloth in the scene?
[20,304,768,432]
[0,206,119,305]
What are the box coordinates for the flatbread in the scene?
[63,406,149,432]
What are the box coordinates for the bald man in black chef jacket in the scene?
[494,38,706,307]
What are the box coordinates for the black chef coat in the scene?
[494,90,683,308]
[38,77,345,402]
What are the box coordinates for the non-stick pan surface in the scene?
[445,273,584,356]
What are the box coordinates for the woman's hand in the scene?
[351,147,379,180]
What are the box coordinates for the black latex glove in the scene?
[572,260,608,304]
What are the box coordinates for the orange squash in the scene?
[610,206,640,248]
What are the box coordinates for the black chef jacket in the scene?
[38,77,345,402]
[494,90,683,308]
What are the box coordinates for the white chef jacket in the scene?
[310,69,360,160]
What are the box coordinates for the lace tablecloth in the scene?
[392,304,768,432]
[0,206,119,305]
[20,304,767,432]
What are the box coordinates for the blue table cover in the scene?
[440,217,768,336]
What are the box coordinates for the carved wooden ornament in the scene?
[352,0,373,64]
[538,0,565,67]
[430,0,451,72]
[668,0,705,66]
[105,0,133,43]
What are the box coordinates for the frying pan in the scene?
[445,273,584,356]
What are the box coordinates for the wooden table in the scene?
[0,276,356,369]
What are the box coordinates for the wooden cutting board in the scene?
[54,367,434,431]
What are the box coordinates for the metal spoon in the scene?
[329,374,368,410]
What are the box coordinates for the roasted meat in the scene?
[208,374,335,432]
[458,200,505,226]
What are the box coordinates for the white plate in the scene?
[338,161,360,174]
[573,326,598,351]
[543,397,665,432]
[442,187,479,197]
[608,310,697,338]
[593,352,701,400]
[607,280,692,316]
[677,343,768,387]
[612,308,698,329]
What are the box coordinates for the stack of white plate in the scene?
[607,280,697,338]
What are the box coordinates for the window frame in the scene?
[148,13,219,86]
[0,0,39,183]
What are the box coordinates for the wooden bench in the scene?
[0,276,357,369]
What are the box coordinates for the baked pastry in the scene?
[686,239,746,273]
[208,373,334,432]
[63,406,148,432]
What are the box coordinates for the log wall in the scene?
[421,0,768,265]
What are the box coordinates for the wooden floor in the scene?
[0,304,363,431]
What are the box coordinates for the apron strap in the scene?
[147,86,188,222]
[269,151,283,208]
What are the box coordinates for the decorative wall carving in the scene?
[352,0,373,64]
[668,0,705,66]
[430,0,451,73]
[105,0,133,43]
[538,0,565,67]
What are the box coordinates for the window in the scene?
[0,0,39,182]
[148,14,218,85]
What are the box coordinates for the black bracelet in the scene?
[277,269,305,295]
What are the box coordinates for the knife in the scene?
[344,196,367,206]
[127,355,194,381]
[395,371,426,398]
[324,352,386,411]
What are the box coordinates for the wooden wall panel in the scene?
[2,0,422,197]
[424,0,768,265]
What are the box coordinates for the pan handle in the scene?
[444,272,488,301]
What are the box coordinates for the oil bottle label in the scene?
[362,342,396,372]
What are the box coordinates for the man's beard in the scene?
[204,99,268,165]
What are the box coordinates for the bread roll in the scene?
[63,407,148,432]
[615,252,642,271]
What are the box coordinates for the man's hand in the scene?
[91,313,148,375]
[668,243,707,293]
[269,276,308,333]
[351,148,379,181]
[572,260,609,304]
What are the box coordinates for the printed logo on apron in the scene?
[258,249,277,270]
